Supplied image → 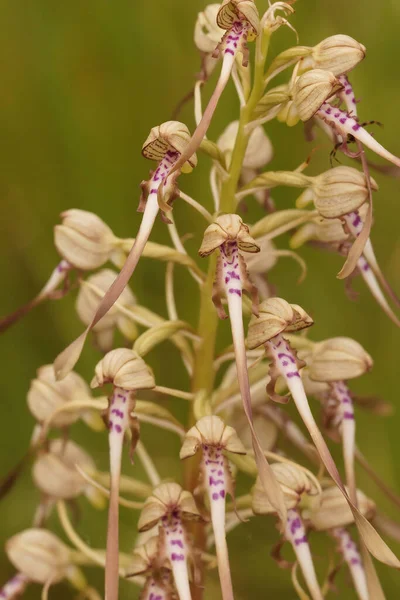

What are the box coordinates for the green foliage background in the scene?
[0,0,399,597]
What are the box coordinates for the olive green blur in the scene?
[0,0,399,597]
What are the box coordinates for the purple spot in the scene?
[287,371,300,378]
[109,420,113,430]
[171,553,185,561]
[295,535,308,546]
[227,271,240,280]
[209,476,224,486]
[225,48,235,55]
[334,113,340,118]
[225,276,230,284]
[352,124,361,131]
[343,412,354,420]
[115,424,122,433]
[220,490,226,498]
[229,288,242,296]
[278,352,295,364]
[345,88,352,95]
[326,108,332,115]
[217,470,223,476]
[290,518,302,534]
[212,493,219,500]
[340,118,347,124]
[350,558,361,565]
[171,539,184,548]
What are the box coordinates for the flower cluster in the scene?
[1,2,400,600]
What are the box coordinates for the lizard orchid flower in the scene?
[199,214,287,524]
[127,536,175,600]
[293,69,400,168]
[138,483,202,600]
[180,416,246,600]
[91,348,155,600]
[53,121,196,379]
[304,484,377,600]
[306,336,372,505]
[170,0,260,176]
[252,460,323,600]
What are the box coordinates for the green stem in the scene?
[185,28,271,600]
[219,30,271,212]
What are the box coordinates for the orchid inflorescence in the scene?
[2,1,400,599]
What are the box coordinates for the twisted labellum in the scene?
[266,333,400,568]
[202,444,233,600]
[0,574,29,599]
[161,513,192,600]
[285,509,323,600]
[332,528,369,600]
[54,150,181,379]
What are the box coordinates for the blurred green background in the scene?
[1,0,400,597]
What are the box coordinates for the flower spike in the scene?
[91,348,155,600]
[199,215,287,524]
[180,415,246,600]
[53,121,196,380]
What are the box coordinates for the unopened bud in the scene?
[27,365,92,427]
[54,209,118,270]
[216,0,260,37]
[128,536,167,576]
[142,121,197,172]
[247,298,313,349]
[32,439,103,506]
[6,529,72,584]
[76,270,137,351]
[293,69,343,122]
[308,35,366,76]
[138,483,201,532]
[304,485,375,531]
[199,214,260,257]
[252,462,320,514]
[308,337,373,382]
[91,348,155,391]
[218,121,273,170]
[299,166,378,219]
[194,4,224,54]
[180,415,246,459]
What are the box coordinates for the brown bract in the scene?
[304,485,376,531]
